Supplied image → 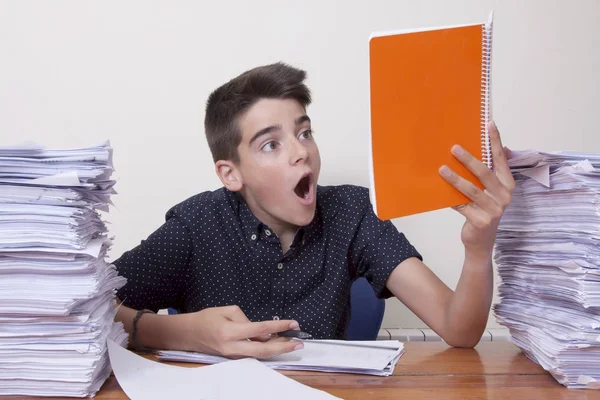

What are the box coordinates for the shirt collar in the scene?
[227,190,263,241]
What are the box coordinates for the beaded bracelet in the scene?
[131,309,155,351]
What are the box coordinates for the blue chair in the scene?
[167,277,385,340]
[345,277,385,340]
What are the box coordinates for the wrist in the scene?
[133,312,186,351]
[172,312,195,351]
[463,247,493,270]
[176,309,216,354]
[131,309,155,351]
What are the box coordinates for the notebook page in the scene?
[158,340,404,376]
[266,340,401,371]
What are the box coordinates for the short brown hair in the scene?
[204,62,312,163]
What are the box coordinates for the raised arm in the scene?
[386,121,515,347]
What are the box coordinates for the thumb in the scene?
[235,319,300,341]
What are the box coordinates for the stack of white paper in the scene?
[494,150,600,389]
[0,142,128,397]
[158,340,404,376]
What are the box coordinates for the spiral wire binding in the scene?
[481,20,493,169]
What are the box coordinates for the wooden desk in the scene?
[4,342,600,400]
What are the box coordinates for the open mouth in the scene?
[294,173,312,200]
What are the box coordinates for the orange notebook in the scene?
[368,12,494,220]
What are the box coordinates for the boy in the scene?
[113,62,515,359]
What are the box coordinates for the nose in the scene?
[290,137,308,165]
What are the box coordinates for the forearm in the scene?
[444,249,494,347]
[114,301,189,351]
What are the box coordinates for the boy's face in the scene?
[233,98,321,231]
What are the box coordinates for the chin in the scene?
[290,206,316,227]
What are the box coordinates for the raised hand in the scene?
[438,121,516,257]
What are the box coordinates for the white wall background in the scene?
[1,0,598,329]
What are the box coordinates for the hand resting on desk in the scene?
[180,305,304,358]
[116,303,304,359]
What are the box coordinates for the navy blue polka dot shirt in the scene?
[114,184,422,339]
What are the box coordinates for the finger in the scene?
[265,336,292,344]
[452,203,498,231]
[488,121,516,191]
[232,319,300,341]
[225,338,303,359]
[221,306,290,341]
[450,144,508,202]
[249,335,291,344]
[439,165,502,216]
[249,335,273,342]
[452,203,469,212]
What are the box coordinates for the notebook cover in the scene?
[368,22,489,220]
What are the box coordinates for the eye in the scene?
[261,141,279,152]
[299,129,313,140]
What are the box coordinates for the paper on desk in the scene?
[159,340,404,376]
[520,164,550,187]
[107,340,341,400]
[0,140,112,159]
[577,376,600,390]
[0,141,123,397]
[0,141,114,190]
[0,238,105,258]
[494,149,600,389]
[30,171,82,187]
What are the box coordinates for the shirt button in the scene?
[277,262,284,270]
[251,234,257,240]
[273,316,280,321]
[265,229,271,236]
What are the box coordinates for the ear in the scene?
[215,160,243,192]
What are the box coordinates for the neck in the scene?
[239,190,298,253]
[263,218,298,254]
[276,228,297,254]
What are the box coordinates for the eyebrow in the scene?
[295,115,311,125]
[248,115,311,146]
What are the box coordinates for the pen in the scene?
[277,329,313,339]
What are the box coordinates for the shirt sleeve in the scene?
[113,216,192,312]
[349,201,422,299]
